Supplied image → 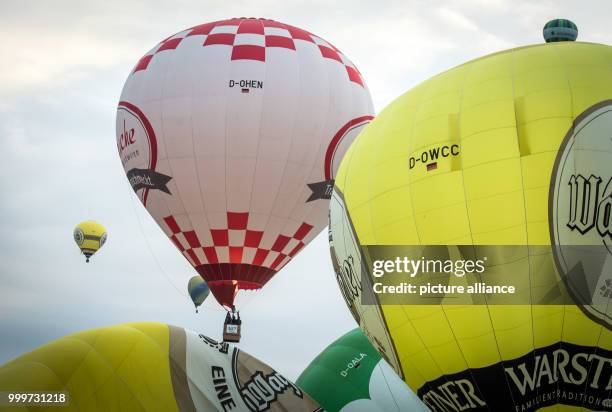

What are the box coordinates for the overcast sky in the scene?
[1,0,611,381]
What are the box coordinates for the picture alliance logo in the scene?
[566,174,612,239]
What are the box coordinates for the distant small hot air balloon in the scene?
[543,18,578,42]
[188,275,210,312]
[73,221,107,262]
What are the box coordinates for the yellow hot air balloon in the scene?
[0,322,322,412]
[73,221,107,262]
[329,39,612,410]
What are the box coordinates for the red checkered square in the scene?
[245,230,263,247]
[183,230,201,248]
[227,212,249,229]
[270,253,287,270]
[293,223,313,241]
[318,45,342,63]
[157,37,182,52]
[232,45,265,61]
[229,246,243,263]
[205,33,235,46]
[133,55,153,72]
[211,229,229,246]
[237,19,264,34]
[203,247,219,264]
[265,36,295,50]
[345,66,364,87]
[271,235,291,252]
[164,215,181,234]
[252,248,269,266]
[286,26,314,42]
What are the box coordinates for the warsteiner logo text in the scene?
[418,343,612,411]
[566,174,612,239]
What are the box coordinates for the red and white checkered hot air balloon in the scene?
[116,18,373,311]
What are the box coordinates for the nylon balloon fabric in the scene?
[297,328,428,412]
[116,18,374,308]
[0,322,323,411]
[329,41,612,411]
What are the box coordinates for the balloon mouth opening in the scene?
[207,280,263,291]
[195,263,276,292]
[207,280,263,308]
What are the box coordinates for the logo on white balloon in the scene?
[308,116,373,202]
[550,100,612,328]
[117,102,171,205]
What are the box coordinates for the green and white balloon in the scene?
[297,329,428,412]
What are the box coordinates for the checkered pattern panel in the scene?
[132,18,364,87]
[163,213,314,272]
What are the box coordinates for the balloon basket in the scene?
[223,323,241,343]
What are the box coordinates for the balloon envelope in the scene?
[116,17,373,308]
[329,41,612,410]
[0,322,322,412]
[543,18,578,42]
[297,328,428,412]
[73,220,107,261]
[188,275,210,308]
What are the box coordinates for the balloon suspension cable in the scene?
[125,185,223,314]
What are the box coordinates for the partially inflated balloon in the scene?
[188,275,210,312]
[0,322,322,411]
[297,328,427,412]
[116,17,373,308]
[330,40,612,410]
[73,220,107,262]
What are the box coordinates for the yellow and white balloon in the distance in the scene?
[73,220,107,262]
[330,39,612,410]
